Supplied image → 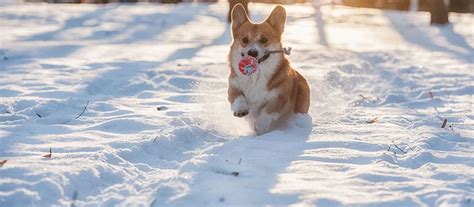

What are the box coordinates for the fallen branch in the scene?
[75,101,89,119]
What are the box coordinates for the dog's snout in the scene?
[247,50,259,58]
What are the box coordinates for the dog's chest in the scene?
[235,64,276,109]
[239,75,269,106]
[230,48,282,111]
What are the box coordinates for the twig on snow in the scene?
[0,159,7,167]
[392,141,406,154]
[43,147,52,158]
[405,143,416,152]
[441,118,448,128]
[359,94,368,99]
[448,124,455,133]
[156,106,168,111]
[75,101,89,119]
[440,118,456,133]
[216,170,239,177]
[387,145,397,155]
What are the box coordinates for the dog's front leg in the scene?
[254,90,289,135]
[228,86,249,117]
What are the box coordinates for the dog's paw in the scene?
[234,110,249,117]
[231,95,249,118]
[254,120,270,135]
[254,113,273,135]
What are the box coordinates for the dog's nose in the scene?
[247,50,259,58]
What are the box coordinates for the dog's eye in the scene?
[242,37,249,44]
[259,37,268,44]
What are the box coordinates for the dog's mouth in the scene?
[240,47,292,64]
[240,52,259,57]
[240,52,265,63]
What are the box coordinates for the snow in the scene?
[0,2,473,206]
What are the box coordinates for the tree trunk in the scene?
[430,0,449,24]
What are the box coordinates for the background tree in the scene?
[430,0,449,24]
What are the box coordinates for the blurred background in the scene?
[19,0,474,25]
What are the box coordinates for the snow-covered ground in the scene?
[0,1,473,206]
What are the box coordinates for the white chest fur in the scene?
[230,50,281,114]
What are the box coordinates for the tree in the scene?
[430,0,449,24]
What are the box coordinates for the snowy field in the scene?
[0,1,473,206]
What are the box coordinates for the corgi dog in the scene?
[228,4,310,135]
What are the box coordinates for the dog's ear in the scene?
[231,4,249,33]
[265,5,286,34]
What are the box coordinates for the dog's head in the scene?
[230,4,286,63]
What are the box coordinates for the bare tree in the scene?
[430,0,449,24]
